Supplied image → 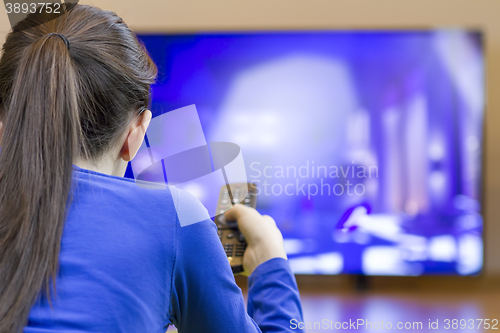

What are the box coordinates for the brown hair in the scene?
[0,5,157,332]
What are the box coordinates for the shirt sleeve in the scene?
[168,188,304,333]
[248,258,305,332]
[168,188,260,333]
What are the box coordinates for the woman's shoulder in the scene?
[71,166,211,228]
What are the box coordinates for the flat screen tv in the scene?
[128,30,485,276]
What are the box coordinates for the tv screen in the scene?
[130,31,484,276]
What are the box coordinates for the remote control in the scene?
[214,183,258,274]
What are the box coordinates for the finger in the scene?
[262,215,277,226]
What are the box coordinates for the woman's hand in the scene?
[224,205,287,276]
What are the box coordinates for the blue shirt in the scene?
[25,167,304,333]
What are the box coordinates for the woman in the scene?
[0,5,303,333]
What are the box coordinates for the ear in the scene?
[120,110,152,162]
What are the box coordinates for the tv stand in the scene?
[354,275,371,292]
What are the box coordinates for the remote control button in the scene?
[224,246,234,256]
[221,199,228,204]
[217,215,226,224]
[244,198,250,203]
[235,243,246,257]
[226,233,234,239]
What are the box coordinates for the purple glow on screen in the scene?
[131,30,484,276]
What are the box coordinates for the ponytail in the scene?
[0,5,157,331]
[0,34,80,332]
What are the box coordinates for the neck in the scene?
[75,156,127,177]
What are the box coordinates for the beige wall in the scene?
[1,0,499,275]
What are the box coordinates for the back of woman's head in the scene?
[0,5,157,332]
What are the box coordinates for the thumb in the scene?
[224,203,248,221]
[224,204,260,238]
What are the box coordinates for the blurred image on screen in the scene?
[131,31,484,276]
